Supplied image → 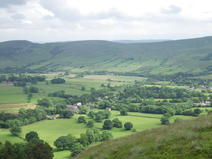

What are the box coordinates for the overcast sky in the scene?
[0,0,212,42]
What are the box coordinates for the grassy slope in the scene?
[0,110,195,159]
[77,114,212,159]
[0,37,212,74]
[0,111,194,146]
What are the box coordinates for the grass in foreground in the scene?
[0,109,195,159]
[0,111,193,146]
[77,113,212,159]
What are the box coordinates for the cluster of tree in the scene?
[23,86,39,102]
[149,73,211,88]
[0,113,17,128]
[102,119,133,130]
[87,110,111,122]
[100,96,202,117]
[0,74,45,86]
[59,110,74,118]
[37,98,52,107]
[76,116,94,128]
[119,85,204,100]
[160,108,202,125]
[182,108,202,117]
[0,108,47,129]
[78,116,86,123]
[50,78,65,84]
[47,87,115,105]
[23,86,39,94]
[0,132,53,159]
[54,129,112,157]
[37,98,76,118]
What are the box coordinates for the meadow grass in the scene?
[77,114,212,159]
[54,151,70,159]
[0,83,27,104]
[0,110,195,159]
[0,103,36,113]
[0,129,24,144]
[0,110,193,146]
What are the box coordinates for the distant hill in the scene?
[112,39,171,43]
[77,114,212,159]
[0,36,212,75]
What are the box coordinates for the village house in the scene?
[66,102,83,113]
[47,115,57,120]
[106,107,112,111]
[194,101,211,107]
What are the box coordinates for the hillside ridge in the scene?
[0,36,212,75]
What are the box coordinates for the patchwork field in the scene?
[0,109,195,159]
[0,74,146,107]
[0,103,36,113]
[0,73,210,159]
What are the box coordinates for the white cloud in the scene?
[161,5,182,14]
[0,0,212,42]
[0,0,28,8]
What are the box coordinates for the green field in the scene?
[0,72,210,159]
[0,83,27,104]
[0,74,146,107]
[0,109,195,159]
[77,114,212,159]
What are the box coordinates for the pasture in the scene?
[0,109,195,159]
[0,103,36,113]
[0,83,27,104]
[0,74,146,108]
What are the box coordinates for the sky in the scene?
[0,0,212,42]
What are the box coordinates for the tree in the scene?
[103,120,113,130]
[37,98,52,107]
[25,131,39,142]
[87,111,95,119]
[0,138,53,159]
[79,107,88,114]
[10,125,21,136]
[0,141,29,159]
[86,120,94,128]
[94,113,103,122]
[25,140,53,159]
[124,122,133,130]
[79,133,89,146]
[29,86,39,93]
[78,116,86,123]
[194,108,202,116]
[85,129,101,144]
[112,118,122,128]
[94,111,111,122]
[100,131,113,141]
[120,109,128,116]
[54,135,76,150]
[71,142,84,157]
[160,115,170,125]
[51,78,65,84]
[59,111,74,119]
[27,93,33,103]
[81,86,86,91]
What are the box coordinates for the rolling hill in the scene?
[77,113,212,159]
[0,36,212,75]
